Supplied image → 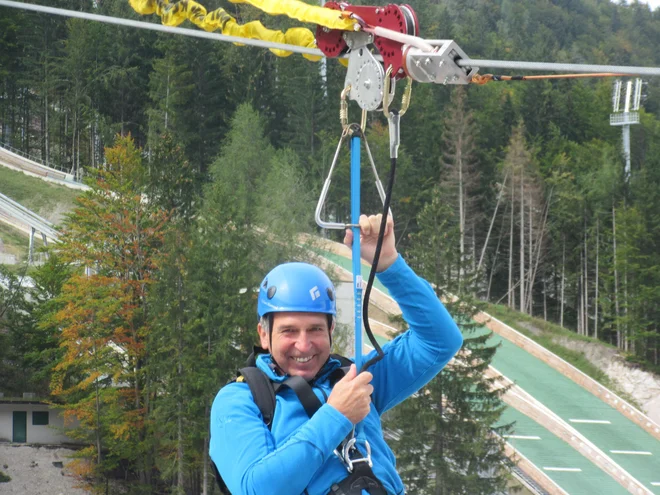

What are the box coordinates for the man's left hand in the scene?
[343,214,398,272]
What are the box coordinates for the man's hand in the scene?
[327,364,374,424]
[343,213,398,272]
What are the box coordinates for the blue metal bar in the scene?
[350,135,363,371]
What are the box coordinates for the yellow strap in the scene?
[229,0,353,31]
[128,0,353,61]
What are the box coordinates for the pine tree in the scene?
[144,132,203,494]
[0,264,31,395]
[149,104,311,493]
[387,189,513,495]
[9,255,73,397]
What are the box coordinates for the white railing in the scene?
[0,140,69,174]
[610,112,640,125]
[0,144,89,190]
[0,192,59,242]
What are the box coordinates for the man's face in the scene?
[258,312,333,380]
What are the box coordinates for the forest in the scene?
[1,0,660,493]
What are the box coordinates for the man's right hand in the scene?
[327,364,374,424]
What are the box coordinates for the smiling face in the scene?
[258,312,333,380]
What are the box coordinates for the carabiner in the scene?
[340,85,368,133]
[334,437,373,473]
[382,65,413,118]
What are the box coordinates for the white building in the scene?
[0,400,79,445]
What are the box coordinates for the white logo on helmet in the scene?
[310,286,321,301]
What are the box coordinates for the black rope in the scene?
[360,149,396,372]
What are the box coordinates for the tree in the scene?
[0,264,32,396]
[144,132,203,494]
[49,135,169,487]
[495,122,547,315]
[2,255,73,397]
[146,48,194,157]
[144,104,314,494]
[387,189,513,495]
[438,87,481,290]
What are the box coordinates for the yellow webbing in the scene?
[228,0,353,31]
[128,0,353,61]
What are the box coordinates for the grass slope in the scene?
[0,223,30,258]
[0,167,79,219]
[0,167,78,261]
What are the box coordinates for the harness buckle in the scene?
[338,437,372,473]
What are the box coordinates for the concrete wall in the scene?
[0,404,78,445]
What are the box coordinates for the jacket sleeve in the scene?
[209,383,353,495]
[366,255,463,414]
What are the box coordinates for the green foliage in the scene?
[0,469,10,482]
[0,247,72,397]
[387,192,513,495]
[3,0,660,491]
[145,131,201,221]
[256,147,314,234]
[142,105,311,493]
[0,264,30,395]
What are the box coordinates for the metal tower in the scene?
[610,78,643,181]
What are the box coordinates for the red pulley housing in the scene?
[316,3,419,80]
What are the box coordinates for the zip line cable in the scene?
[3,1,660,77]
[471,73,635,84]
[0,0,324,57]
[128,0,355,60]
[460,59,660,77]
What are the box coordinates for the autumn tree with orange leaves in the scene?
[49,135,170,486]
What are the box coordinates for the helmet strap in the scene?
[267,313,275,350]
[327,315,334,347]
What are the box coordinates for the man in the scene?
[210,214,463,495]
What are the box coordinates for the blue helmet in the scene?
[257,262,336,319]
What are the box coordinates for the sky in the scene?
[631,0,660,10]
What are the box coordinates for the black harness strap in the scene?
[238,367,277,426]
[279,375,324,418]
[213,355,387,495]
[330,461,388,495]
[271,372,387,495]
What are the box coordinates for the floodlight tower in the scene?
[610,78,643,182]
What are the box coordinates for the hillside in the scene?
[0,167,79,224]
[0,166,79,261]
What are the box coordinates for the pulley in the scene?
[316,2,420,80]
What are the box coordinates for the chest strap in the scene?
[275,374,388,495]
[277,375,324,418]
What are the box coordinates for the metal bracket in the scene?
[403,40,478,85]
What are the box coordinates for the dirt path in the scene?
[0,444,87,495]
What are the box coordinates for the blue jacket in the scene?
[210,256,463,495]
